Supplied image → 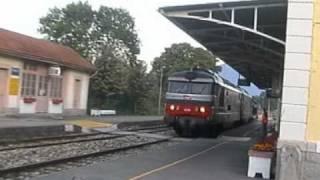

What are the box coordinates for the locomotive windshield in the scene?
[168,81,212,95]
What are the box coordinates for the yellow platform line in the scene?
[66,120,112,128]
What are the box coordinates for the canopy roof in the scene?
[159,0,287,89]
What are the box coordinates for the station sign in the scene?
[11,67,20,76]
[9,78,20,96]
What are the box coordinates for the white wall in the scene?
[62,69,90,110]
[48,101,63,114]
[280,0,314,141]
[19,99,35,113]
[0,56,23,110]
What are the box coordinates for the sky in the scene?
[0,0,261,95]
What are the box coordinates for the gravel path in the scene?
[0,133,117,151]
[0,135,156,170]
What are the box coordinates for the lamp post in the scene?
[158,67,165,115]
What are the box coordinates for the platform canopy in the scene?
[159,0,287,89]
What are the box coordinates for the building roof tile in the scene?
[0,28,95,72]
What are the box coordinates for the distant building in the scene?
[0,28,95,116]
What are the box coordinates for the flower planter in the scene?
[23,97,36,104]
[248,150,274,179]
[248,134,277,179]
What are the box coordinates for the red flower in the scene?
[52,99,63,104]
[23,97,36,104]
[251,133,278,152]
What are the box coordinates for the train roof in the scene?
[169,68,251,96]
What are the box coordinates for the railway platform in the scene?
[0,116,163,139]
[34,121,263,180]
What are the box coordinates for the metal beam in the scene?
[161,2,286,14]
[198,33,284,57]
[171,13,285,45]
[220,56,280,72]
[188,24,284,34]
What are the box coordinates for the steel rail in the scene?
[0,132,104,145]
[126,125,170,132]
[0,138,170,175]
[138,128,173,134]
[0,134,127,152]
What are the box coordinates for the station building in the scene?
[160,0,320,179]
[0,28,95,116]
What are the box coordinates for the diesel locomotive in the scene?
[164,68,255,137]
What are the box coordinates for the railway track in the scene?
[119,124,175,137]
[136,127,173,134]
[0,125,172,152]
[124,125,171,132]
[0,123,174,178]
[0,137,169,175]
[0,133,126,151]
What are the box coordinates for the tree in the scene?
[40,2,146,114]
[39,2,139,62]
[39,2,95,59]
[151,43,220,82]
[126,60,150,114]
[91,47,128,97]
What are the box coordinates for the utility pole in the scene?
[158,67,164,115]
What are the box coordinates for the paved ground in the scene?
[35,121,263,180]
[0,118,64,128]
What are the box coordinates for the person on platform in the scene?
[262,108,268,138]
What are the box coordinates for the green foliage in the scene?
[39,1,139,61]
[91,47,128,96]
[40,2,145,114]
[95,6,140,58]
[151,43,219,81]
[126,60,150,114]
[39,2,95,59]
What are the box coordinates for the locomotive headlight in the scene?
[200,106,206,113]
[170,105,175,111]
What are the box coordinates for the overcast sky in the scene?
[0,0,261,95]
[0,0,215,63]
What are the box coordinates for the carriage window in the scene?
[190,83,212,95]
[219,88,225,107]
[168,81,212,95]
[168,81,189,94]
[227,105,231,111]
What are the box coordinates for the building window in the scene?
[23,63,37,71]
[21,73,36,96]
[50,77,62,98]
[38,76,48,96]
